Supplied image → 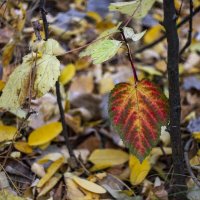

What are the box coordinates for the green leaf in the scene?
[80,39,122,64]
[0,54,33,117]
[123,27,146,42]
[34,54,60,97]
[109,0,156,19]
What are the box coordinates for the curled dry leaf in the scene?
[28,122,62,146]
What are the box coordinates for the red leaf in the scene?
[108,79,169,162]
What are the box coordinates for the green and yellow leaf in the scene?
[80,39,122,64]
[109,0,156,19]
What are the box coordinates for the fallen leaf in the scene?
[72,176,106,194]
[89,149,129,171]
[59,64,76,85]
[0,189,25,200]
[14,141,33,154]
[144,24,163,44]
[28,122,62,146]
[0,124,17,142]
[129,155,151,185]
[37,157,64,187]
[38,173,62,196]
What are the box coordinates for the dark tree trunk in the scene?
[163,0,186,198]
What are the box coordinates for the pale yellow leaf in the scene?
[137,65,162,76]
[28,122,62,146]
[0,54,33,117]
[0,124,17,142]
[41,39,66,56]
[89,149,129,171]
[109,0,156,19]
[59,64,76,85]
[37,157,64,187]
[14,141,33,154]
[72,176,106,194]
[38,173,62,196]
[99,73,114,94]
[34,54,60,97]
[129,155,151,185]
[64,176,85,200]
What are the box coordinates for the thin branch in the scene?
[184,138,200,187]
[179,0,193,55]
[39,0,78,168]
[134,5,200,54]
[120,28,138,84]
[163,0,186,197]
[39,0,49,41]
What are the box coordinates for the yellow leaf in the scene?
[38,141,50,150]
[37,157,64,188]
[59,64,76,85]
[38,173,62,196]
[0,54,33,117]
[28,122,62,146]
[14,141,33,154]
[193,132,200,141]
[129,155,151,185]
[86,11,102,23]
[34,54,60,97]
[2,41,15,67]
[0,80,5,91]
[89,149,129,171]
[72,176,106,194]
[144,24,163,44]
[0,124,17,142]
[75,57,90,71]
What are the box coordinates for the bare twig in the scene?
[180,0,193,55]
[184,138,200,187]
[39,0,78,168]
[163,0,186,198]
[134,5,200,54]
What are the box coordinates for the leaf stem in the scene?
[120,28,138,84]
